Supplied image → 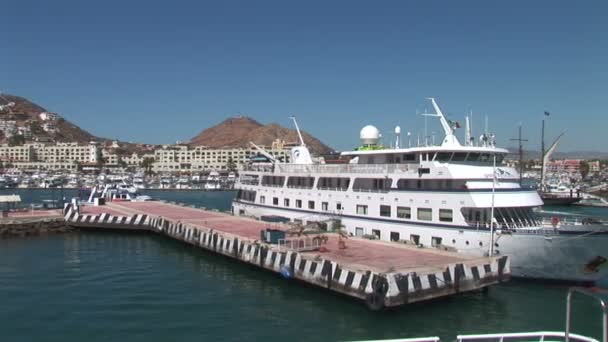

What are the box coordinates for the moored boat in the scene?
[232,98,608,284]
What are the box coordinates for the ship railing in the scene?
[243,165,274,172]
[277,237,322,252]
[274,163,417,174]
[239,179,259,185]
[260,184,284,188]
[317,186,349,191]
[457,331,599,342]
[286,185,315,190]
[352,188,391,193]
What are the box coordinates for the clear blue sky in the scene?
[2,0,606,152]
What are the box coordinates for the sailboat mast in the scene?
[518,125,523,184]
[541,118,545,188]
[489,153,496,256]
[510,124,528,185]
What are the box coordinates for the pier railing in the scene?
[277,236,322,252]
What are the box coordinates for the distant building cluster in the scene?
[39,112,59,133]
[0,111,60,139]
[545,159,601,174]
[0,140,290,172]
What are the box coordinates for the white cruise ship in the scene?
[232,98,608,284]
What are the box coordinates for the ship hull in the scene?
[233,201,608,284]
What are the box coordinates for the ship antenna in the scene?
[290,116,306,147]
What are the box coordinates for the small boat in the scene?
[541,182,582,206]
[204,171,221,190]
[574,195,608,208]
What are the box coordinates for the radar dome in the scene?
[360,125,380,145]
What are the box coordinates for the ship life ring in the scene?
[551,216,560,227]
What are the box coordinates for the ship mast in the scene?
[424,98,461,147]
[510,123,528,185]
[290,116,306,147]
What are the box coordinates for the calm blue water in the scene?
[0,189,606,341]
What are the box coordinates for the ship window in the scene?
[260,196,266,204]
[380,205,391,217]
[435,152,452,162]
[417,208,432,221]
[390,232,400,242]
[410,234,420,245]
[372,229,381,239]
[403,154,416,161]
[397,206,411,219]
[355,227,364,236]
[466,153,480,162]
[322,202,328,211]
[261,175,285,187]
[284,198,290,207]
[356,205,368,215]
[287,176,315,189]
[336,202,342,211]
[353,178,392,192]
[439,209,453,222]
[308,201,315,210]
[273,197,279,205]
[431,237,442,247]
[318,177,350,191]
[236,190,257,202]
[418,168,430,176]
[452,153,467,161]
[295,199,302,208]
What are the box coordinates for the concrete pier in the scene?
[65,201,510,310]
[1,210,70,238]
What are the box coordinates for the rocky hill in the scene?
[190,116,333,155]
[0,94,334,155]
[0,94,100,144]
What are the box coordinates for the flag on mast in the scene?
[544,111,551,116]
[448,119,461,129]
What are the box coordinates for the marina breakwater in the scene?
[0,215,71,238]
[63,201,510,310]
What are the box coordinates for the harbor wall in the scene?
[0,218,71,238]
[64,204,510,310]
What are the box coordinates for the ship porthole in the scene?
[494,243,499,247]
[466,241,469,245]
[479,242,483,247]
[452,239,456,244]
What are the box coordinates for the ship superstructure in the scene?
[233,99,608,283]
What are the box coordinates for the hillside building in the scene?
[0,141,290,172]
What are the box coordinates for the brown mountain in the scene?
[190,116,333,155]
[0,94,100,144]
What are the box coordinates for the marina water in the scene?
[1,189,605,341]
